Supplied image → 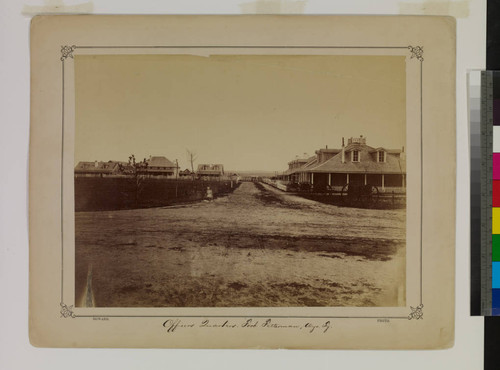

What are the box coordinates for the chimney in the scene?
[341,137,345,164]
[94,160,98,168]
[401,146,406,160]
[326,145,328,149]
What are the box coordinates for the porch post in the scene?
[328,173,331,186]
[364,173,367,185]
[382,174,385,190]
[346,173,349,184]
[311,173,314,185]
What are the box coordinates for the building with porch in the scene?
[282,155,311,184]
[282,136,406,192]
[179,169,194,178]
[197,164,225,179]
[75,156,180,178]
[74,161,122,177]
[144,156,179,178]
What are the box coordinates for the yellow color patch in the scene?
[493,208,500,234]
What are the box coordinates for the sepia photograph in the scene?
[73,54,407,308]
[28,14,456,349]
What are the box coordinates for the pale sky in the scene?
[75,54,406,171]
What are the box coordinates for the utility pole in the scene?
[186,149,197,181]
[175,159,179,198]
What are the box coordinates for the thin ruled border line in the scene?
[61,59,65,303]
[76,315,410,319]
[420,60,423,306]
[60,45,422,319]
[75,45,410,49]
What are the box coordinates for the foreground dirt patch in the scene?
[75,182,405,307]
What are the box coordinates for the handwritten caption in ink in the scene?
[162,318,332,334]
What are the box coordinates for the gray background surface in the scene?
[0,0,484,368]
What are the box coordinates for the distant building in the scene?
[144,156,179,178]
[283,156,310,184]
[179,169,193,177]
[197,164,224,179]
[75,156,179,178]
[74,161,122,177]
[281,136,406,191]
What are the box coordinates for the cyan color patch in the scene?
[493,262,500,289]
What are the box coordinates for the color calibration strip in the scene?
[469,71,500,315]
[482,71,493,316]
[470,71,494,316]
[491,70,500,315]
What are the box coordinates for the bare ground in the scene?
[75,181,406,307]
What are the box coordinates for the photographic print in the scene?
[29,15,455,349]
[73,54,407,308]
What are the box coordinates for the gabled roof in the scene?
[147,156,176,168]
[302,155,318,169]
[197,164,224,170]
[308,145,406,174]
[197,164,224,175]
[343,142,368,152]
[284,155,316,175]
[74,161,120,173]
[283,136,405,176]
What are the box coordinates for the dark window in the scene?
[352,151,359,162]
[378,151,385,162]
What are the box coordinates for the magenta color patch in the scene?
[494,153,500,180]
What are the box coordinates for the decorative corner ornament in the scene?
[408,304,424,320]
[60,302,76,318]
[408,46,424,62]
[60,45,76,61]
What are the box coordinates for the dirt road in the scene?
[75,181,406,307]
